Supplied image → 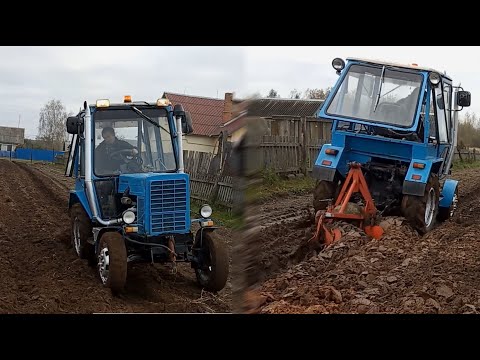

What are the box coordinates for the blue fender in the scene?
[312,145,344,181]
[439,179,458,209]
[69,190,93,220]
[402,159,433,196]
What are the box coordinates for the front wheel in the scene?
[193,230,229,292]
[437,186,458,222]
[97,232,127,293]
[401,174,440,235]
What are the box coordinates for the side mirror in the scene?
[66,116,84,134]
[457,91,471,107]
[182,111,194,135]
[173,104,185,117]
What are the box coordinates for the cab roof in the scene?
[89,101,161,108]
[346,57,451,81]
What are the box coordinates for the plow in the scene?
[310,162,384,247]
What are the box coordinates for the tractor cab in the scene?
[312,57,471,236]
[64,96,228,293]
[320,58,470,147]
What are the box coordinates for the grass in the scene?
[451,159,480,171]
[245,168,315,204]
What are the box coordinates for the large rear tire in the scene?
[193,231,229,292]
[70,203,95,263]
[401,174,440,235]
[313,179,342,213]
[97,232,127,293]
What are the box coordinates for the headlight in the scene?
[429,72,441,86]
[122,210,136,224]
[332,58,345,72]
[200,204,212,218]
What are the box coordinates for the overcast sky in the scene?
[244,46,480,113]
[1,46,479,139]
[0,46,245,138]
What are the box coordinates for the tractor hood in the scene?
[118,172,190,235]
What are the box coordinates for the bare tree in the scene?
[304,87,331,100]
[37,99,71,150]
[289,89,302,99]
[267,89,280,98]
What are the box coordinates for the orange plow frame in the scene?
[312,162,384,246]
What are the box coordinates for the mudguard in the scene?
[402,159,433,196]
[312,145,344,182]
[439,178,458,209]
[68,190,93,219]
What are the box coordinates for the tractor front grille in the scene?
[149,179,187,233]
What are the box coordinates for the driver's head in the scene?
[102,127,116,144]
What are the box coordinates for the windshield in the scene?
[326,64,423,128]
[93,108,177,176]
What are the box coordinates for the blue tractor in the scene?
[312,57,471,238]
[64,96,229,293]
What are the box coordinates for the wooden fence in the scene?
[454,149,479,162]
[258,116,331,175]
[183,150,236,210]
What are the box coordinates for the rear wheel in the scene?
[193,231,229,292]
[97,232,127,293]
[70,203,95,263]
[313,178,342,213]
[437,186,458,222]
[401,174,440,234]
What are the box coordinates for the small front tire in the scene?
[437,186,458,222]
[193,230,229,292]
[97,232,127,293]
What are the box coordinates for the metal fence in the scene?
[0,148,65,162]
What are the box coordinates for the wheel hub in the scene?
[73,217,81,256]
[98,247,110,284]
[450,193,458,217]
[425,188,435,227]
[196,250,213,282]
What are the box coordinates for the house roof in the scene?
[221,97,326,134]
[163,92,225,137]
[246,98,324,118]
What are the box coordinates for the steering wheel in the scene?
[109,148,143,167]
[375,102,408,120]
[109,148,136,160]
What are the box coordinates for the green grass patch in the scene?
[246,169,315,204]
[451,159,480,171]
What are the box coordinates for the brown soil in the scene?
[0,159,231,313]
[252,168,480,314]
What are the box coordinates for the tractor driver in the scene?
[95,127,139,175]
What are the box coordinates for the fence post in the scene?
[474,148,476,162]
[300,117,307,175]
